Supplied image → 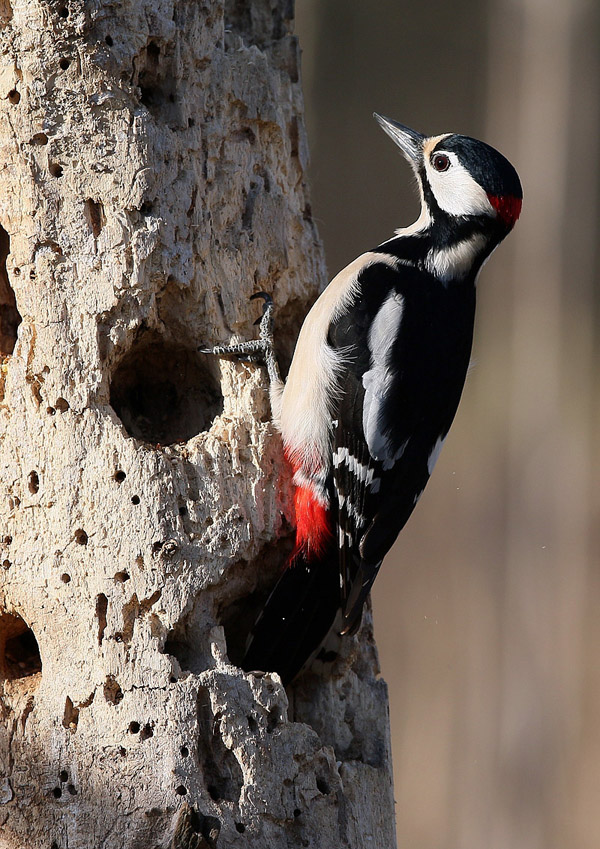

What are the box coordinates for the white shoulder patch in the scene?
[280,251,399,471]
[362,292,405,470]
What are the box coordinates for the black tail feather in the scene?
[241,546,341,686]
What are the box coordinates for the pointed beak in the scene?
[373,113,424,164]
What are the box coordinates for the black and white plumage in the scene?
[208,115,522,685]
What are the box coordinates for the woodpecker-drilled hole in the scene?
[140,722,154,740]
[131,495,140,505]
[62,697,79,731]
[58,5,68,17]
[113,470,126,483]
[136,40,179,123]
[266,707,280,733]
[84,198,104,238]
[316,777,330,795]
[0,225,21,362]
[218,545,287,670]
[0,613,42,682]
[30,132,48,145]
[7,89,20,104]
[105,34,113,46]
[49,163,63,178]
[114,571,129,583]
[96,594,107,645]
[129,721,140,734]
[60,573,71,583]
[28,470,39,494]
[75,529,88,545]
[103,675,123,705]
[110,333,222,444]
[235,823,245,834]
[58,58,70,71]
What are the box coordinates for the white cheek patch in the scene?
[425,153,494,218]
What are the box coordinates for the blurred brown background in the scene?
[295,1,600,847]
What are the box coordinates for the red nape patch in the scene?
[488,194,522,228]
[289,485,331,564]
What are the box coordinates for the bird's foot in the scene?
[199,292,281,386]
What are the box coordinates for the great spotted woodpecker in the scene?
[205,115,522,684]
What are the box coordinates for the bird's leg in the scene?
[200,292,282,389]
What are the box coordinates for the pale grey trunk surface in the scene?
[0,1,395,847]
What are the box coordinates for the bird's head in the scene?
[374,114,522,237]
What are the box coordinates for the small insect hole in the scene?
[60,573,71,583]
[114,571,129,583]
[58,5,68,17]
[31,132,48,145]
[28,471,39,494]
[2,560,11,570]
[52,787,62,799]
[55,398,69,412]
[316,777,330,795]
[113,470,126,483]
[105,34,113,46]
[129,721,140,734]
[67,784,77,795]
[74,529,88,545]
[180,745,189,757]
[140,722,153,740]
[131,495,140,505]
[59,770,68,782]
[47,407,56,415]
[59,58,71,71]
[235,823,246,834]
[174,785,187,796]
[8,90,20,104]
[103,675,123,705]
[49,164,63,178]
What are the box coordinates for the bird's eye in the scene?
[432,153,451,172]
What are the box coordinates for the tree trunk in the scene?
[0,1,396,847]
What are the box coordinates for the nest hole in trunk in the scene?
[109,332,223,445]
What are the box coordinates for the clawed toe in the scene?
[199,291,280,387]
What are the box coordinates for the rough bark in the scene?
[0,1,396,847]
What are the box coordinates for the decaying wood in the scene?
[0,1,396,846]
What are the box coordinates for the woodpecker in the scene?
[205,115,522,685]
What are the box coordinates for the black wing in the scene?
[328,259,476,631]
